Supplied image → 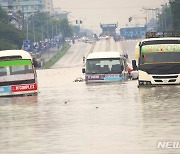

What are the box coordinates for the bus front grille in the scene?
[0,79,36,86]
[152,75,178,79]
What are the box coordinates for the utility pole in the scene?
[142,7,159,31]
[26,17,29,40]
[17,0,20,11]
[7,0,13,24]
[32,15,35,42]
[41,18,44,41]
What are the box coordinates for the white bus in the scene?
[0,50,38,97]
[82,51,129,83]
[134,37,180,86]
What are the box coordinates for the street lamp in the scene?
[26,16,29,40]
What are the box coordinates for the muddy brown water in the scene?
[0,40,180,154]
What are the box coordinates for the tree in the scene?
[0,7,9,24]
[0,6,26,50]
[59,19,73,38]
[72,25,80,36]
[157,5,172,31]
[0,5,73,50]
[27,12,73,41]
[157,0,180,32]
[170,0,180,31]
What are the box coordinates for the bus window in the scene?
[0,67,7,76]
[25,65,33,73]
[10,65,33,75]
[111,64,122,73]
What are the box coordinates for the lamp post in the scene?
[32,15,35,42]
[26,11,37,41]
[26,16,29,40]
[41,17,44,41]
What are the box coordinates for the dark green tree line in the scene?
[0,7,26,50]
[157,0,180,31]
[170,0,180,31]
[0,6,73,50]
[24,12,73,42]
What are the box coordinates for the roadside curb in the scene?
[42,43,71,69]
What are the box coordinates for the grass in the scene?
[43,43,71,69]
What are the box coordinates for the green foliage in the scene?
[0,5,73,50]
[0,39,17,50]
[0,22,26,50]
[157,0,180,31]
[0,6,26,50]
[28,12,73,41]
[157,5,172,31]
[0,7,8,24]
[60,19,73,38]
[43,43,71,69]
[72,25,80,35]
[170,0,180,31]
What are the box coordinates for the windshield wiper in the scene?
[103,71,111,74]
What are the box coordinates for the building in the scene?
[120,26,147,39]
[0,0,54,16]
[0,0,44,17]
[44,0,53,14]
[100,23,118,37]
[52,8,69,20]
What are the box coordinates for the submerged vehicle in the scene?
[133,32,180,86]
[0,50,38,97]
[82,51,129,83]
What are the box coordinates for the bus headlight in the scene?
[139,81,152,86]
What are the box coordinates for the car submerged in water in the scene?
[82,51,135,83]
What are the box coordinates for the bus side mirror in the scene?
[132,60,138,71]
[82,68,85,73]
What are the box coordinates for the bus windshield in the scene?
[86,58,124,74]
[0,59,34,82]
[140,52,180,64]
[140,43,180,64]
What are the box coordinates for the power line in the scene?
[60,6,150,10]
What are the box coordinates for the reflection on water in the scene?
[139,86,180,154]
[0,96,38,105]
[0,68,180,154]
[11,96,38,105]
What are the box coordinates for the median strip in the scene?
[43,43,71,69]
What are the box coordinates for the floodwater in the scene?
[0,39,180,154]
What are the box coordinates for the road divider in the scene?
[43,43,71,69]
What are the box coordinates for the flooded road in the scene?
[0,39,180,154]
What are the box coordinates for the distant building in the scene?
[44,0,53,14]
[120,26,147,39]
[0,0,44,17]
[52,8,69,20]
[100,23,118,36]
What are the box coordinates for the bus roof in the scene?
[87,51,123,60]
[0,50,32,60]
[141,37,180,42]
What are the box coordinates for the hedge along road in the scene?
[42,43,71,69]
[0,39,180,154]
[52,41,93,69]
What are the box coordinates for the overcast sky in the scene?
[53,0,169,32]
